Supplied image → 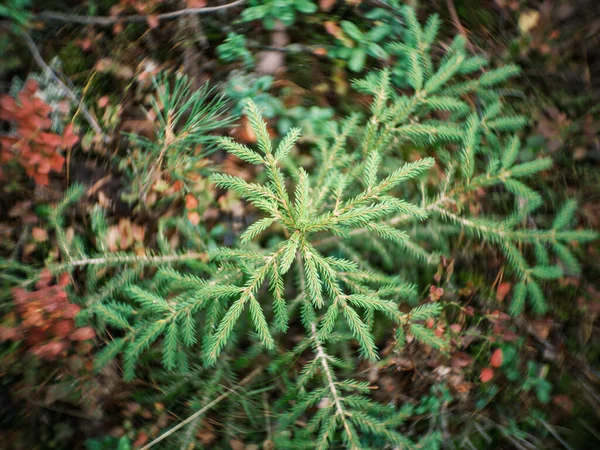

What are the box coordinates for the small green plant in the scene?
[84,436,131,450]
[119,73,233,206]
[330,20,390,72]
[241,0,317,30]
[277,105,335,141]
[521,361,552,404]
[217,32,255,68]
[223,72,281,118]
[415,385,453,417]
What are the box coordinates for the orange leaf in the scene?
[496,282,512,302]
[32,227,48,242]
[313,47,328,56]
[62,124,79,148]
[480,367,494,383]
[188,211,201,226]
[324,21,343,39]
[69,326,96,341]
[490,348,503,368]
[185,194,199,209]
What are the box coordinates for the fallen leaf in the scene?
[69,326,96,341]
[451,352,473,369]
[32,227,48,242]
[518,9,540,34]
[229,439,245,450]
[530,319,552,340]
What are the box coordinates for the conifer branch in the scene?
[49,252,207,272]
[310,322,358,449]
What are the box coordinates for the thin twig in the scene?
[541,420,575,450]
[36,0,246,26]
[446,0,475,53]
[140,366,262,450]
[19,31,109,143]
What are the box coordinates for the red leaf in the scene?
[38,133,63,148]
[496,282,512,302]
[32,341,68,360]
[480,367,494,383]
[69,326,96,341]
[147,15,160,29]
[188,211,201,226]
[97,96,109,108]
[32,227,48,242]
[185,194,199,209]
[63,303,81,319]
[502,329,519,342]
[53,320,75,339]
[490,348,503,368]
[61,124,79,147]
[450,323,462,333]
[24,79,39,93]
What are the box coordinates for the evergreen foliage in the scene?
[43,6,596,449]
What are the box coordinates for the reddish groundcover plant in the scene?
[0,80,78,185]
[0,269,95,360]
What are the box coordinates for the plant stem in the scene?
[19,31,108,143]
[140,365,262,450]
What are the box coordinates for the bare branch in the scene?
[35,0,245,26]
[19,31,109,143]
